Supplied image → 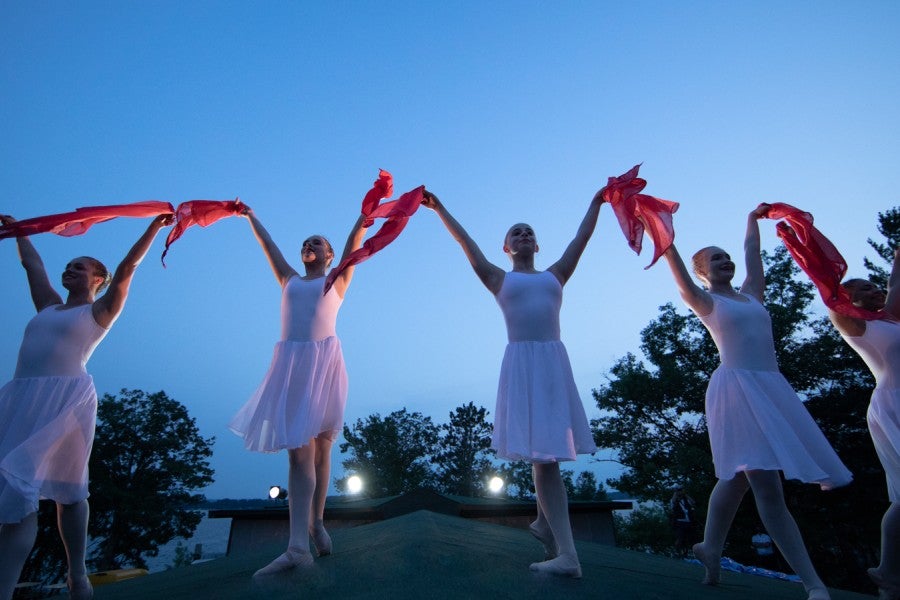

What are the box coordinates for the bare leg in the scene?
[309,434,333,556]
[744,470,828,600]
[868,503,900,599]
[529,464,558,560]
[693,473,750,585]
[254,442,315,576]
[529,462,580,577]
[57,500,92,600]
[0,511,38,600]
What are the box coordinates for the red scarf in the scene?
[161,199,245,266]
[761,203,882,320]
[602,164,679,268]
[1,199,245,266]
[324,171,424,294]
[0,201,174,239]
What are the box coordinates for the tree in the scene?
[432,402,496,496]
[613,504,677,557]
[20,389,215,581]
[573,471,609,501]
[497,460,535,500]
[88,389,215,570]
[337,408,439,496]
[864,207,900,289]
[591,246,886,592]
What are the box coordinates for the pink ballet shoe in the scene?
[692,542,721,585]
[529,521,558,560]
[310,524,332,557]
[253,547,314,577]
[529,555,582,578]
[805,586,830,600]
[67,575,93,600]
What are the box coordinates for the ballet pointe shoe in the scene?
[692,542,721,585]
[66,574,93,600]
[805,586,830,600]
[310,523,332,557]
[529,521,558,560]
[869,568,900,600]
[529,555,582,578]
[253,547,314,577]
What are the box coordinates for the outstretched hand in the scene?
[750,203,771,219]
[0,214,16,226]
[155,213,176,227]
[592,186,607,204]
[421,190,441,210]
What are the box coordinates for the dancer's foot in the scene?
[805,585,830,600]
[67,575,93,600]
[310,522,332,557]
[529,521,558,560]
[692,542,720,585]
[869,568,900,600]
[253,547,314,577]
[529,555,582,578]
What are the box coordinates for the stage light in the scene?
[488,476,504,494]
[268,485,288,500]
[346,475,363,494]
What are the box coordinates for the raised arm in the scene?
[329,214,369,298]
[1,215,62,311]
[663,244,714,316]
[547,187,605,285]
[92,214,173,328]
[422,190,505,295]
[739,204,768,302]
[242,206,298,287]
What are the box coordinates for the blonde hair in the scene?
[691,246,718,284]
[84,257,111,293]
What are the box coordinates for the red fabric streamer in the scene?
[362,169,394,227]
[0,201,175,240]
[761,202,882,320]
[161,199,245,266]
[323,175,424,294]
[602,164,679,269]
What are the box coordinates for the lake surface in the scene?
[142,513,231,572]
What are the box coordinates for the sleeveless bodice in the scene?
[495,271,562,342]
[14,304,109,378]
[280,276,342,342]
[843,319,900,389]
[696,293,779,371]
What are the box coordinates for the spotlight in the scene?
[268,485,288,500]
[488,476,504,494]
[346,475,363,494]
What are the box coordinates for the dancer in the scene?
[661,204,851,600]
[0,213,173,600]
[423,188,603,577]
[828,249,900,599]
[229,206,367,576]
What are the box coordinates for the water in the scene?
[141,514,231,572]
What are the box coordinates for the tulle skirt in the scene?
[229,337,348,453]
[706,366,852,489]
[492,340,597,462]
[869,388,900,501]
[0,375,97,523]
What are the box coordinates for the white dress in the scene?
[491,271,597,462]
[696,293,851,489]
[0,304,109,523]
[229,276,348,452]
[840,319,900,501]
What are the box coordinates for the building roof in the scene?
[93,509,872,600]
